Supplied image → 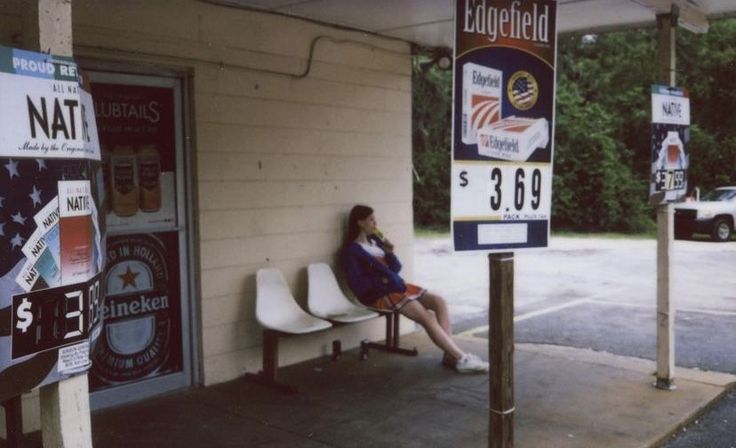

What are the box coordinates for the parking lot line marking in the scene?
[458,298,591,338]
[457,299,736,339]
[589,300,736,317]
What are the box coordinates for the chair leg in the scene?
[332,340,342,361]
[3,396,24,448]
[245,330,298,394]
[362,312,418,358]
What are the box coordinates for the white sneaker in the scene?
[455,353,490,373]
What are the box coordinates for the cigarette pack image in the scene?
[59,180,94,286]
[462,63,502,145]
[477,116,549,161]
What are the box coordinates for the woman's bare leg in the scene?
[418,292,452,334]
[399,300,464,360]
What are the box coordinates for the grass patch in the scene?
[414,227,450,238]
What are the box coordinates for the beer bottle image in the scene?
[137,144,162,213]
[59,180,94,285]
[111,145,139,217]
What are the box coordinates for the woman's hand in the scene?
[383,238,395,253]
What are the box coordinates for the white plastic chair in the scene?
[307,262,417,360]
[256,268,332,334]
[245,268,332,393]
[307,263,379,323]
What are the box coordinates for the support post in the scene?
[21,1,96,445]
[39,375,94,448]
[489,253,514,448]
[654,9,678,391]
[3,396,24,448]
[656,205,676,389]
[244,330,298,394]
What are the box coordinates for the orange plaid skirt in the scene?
[369,283,427,311]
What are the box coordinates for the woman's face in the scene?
[357,213,377,235]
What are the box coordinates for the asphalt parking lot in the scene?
[414,236,736,373]
[414,235,736,446]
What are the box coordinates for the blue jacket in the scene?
[342,235,406,305]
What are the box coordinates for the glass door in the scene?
[85,71,193,409]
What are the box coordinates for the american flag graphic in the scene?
[511,75,537,107]
[0,157,100,402]
[471,95,500,134]
[485,117,533,133]
[0,158,91,277]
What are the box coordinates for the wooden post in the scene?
[489,253,514,448]
[656,204,676,389]
[3,397,24,448]
[22,1,96,446]
[654,9,677,391]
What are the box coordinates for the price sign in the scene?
[12,274,102,360]
[451,0,557,251]
[650,85,690,203]
[654,169,686,192]
[453,163,552,220]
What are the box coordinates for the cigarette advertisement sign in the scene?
[0,47,105,402]
[650,85,690,203]
[452,0,557,252]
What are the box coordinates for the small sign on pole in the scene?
[650,85,691,203]
[451,0,558,253]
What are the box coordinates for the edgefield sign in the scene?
[451,0,557,252]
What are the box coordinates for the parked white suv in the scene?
[674,187,736,242]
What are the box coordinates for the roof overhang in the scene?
[203,0,736,48]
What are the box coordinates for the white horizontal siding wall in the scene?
[0,0,415,432]
[69,1,415,386]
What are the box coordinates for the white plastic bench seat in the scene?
[307,263,378,324]
[256,268,332,334]
[247,268,333,393]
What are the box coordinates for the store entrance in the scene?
[86,71,194,409]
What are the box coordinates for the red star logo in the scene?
[118,265,139,289]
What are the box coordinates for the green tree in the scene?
[412,51,453,230]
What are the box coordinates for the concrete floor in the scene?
[66,333,736,447]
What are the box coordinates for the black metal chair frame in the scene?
[360,310,418,359]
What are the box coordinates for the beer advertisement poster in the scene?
[90,232,183,390]
[650,85,690,203]
[451,0,557,252]
[0,47,105,402]
[90,82,177,232]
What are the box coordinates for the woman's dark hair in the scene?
[343,204,373,249]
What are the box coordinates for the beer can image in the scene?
[462,62,503,145]
[477,116,549,161]
[137,144,162,213]
[110,145,139,217]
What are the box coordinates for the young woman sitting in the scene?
[341,205,489,373]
